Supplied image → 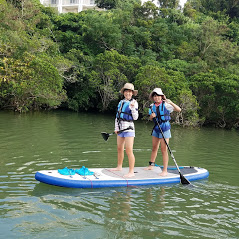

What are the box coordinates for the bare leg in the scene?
[160,138,169,176]
[145,136,160,170]
[111,135,125,171]
[124,137,135,178]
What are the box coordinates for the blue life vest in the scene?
[116,100,133,122]
[150,102,171,132]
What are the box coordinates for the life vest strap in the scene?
[118,118,133,122]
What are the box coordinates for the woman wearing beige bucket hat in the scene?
[111,83,139,178]
[146,88,181,176]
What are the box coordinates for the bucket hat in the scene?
[149,88,164,101]
[120,83,138,96]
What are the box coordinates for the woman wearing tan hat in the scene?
[111,83,139,178]
[146,88,181,176]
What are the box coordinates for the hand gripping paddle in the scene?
[101,126,133,141]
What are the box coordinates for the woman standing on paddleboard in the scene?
[146,88,181,176]
[111,83,139,178]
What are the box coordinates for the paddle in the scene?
[150,106,191,185]
[101,126,133,141]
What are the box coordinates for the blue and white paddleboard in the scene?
[35,166,209,188]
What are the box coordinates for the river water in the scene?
[0,110,238,239]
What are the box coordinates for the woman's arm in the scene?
[165,99,181,112]
[130,99,139,120]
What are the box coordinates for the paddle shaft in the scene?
[150,106,190,185]
[113,126,133,135]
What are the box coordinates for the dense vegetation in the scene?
[0,0,239,129]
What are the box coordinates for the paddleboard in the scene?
[35,166,209,188]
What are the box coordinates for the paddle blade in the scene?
[180,173,191,185]
[101,132,109,141]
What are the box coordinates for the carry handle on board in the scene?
[150,106,191,185]
[101,126,133,141]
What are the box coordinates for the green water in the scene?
[0,110,238,239]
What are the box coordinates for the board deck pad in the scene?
[102,167,198,179]
[35,166,209,188]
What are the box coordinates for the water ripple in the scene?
[1,111,239,238]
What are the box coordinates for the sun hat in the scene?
[120,83,138,96]
[149,88,164,101]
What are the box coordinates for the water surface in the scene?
[0,111,238,238]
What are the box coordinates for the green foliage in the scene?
[196,17,238,69]
[133,1,159,20]
[95,0,119,10]
[52,10,123,55]
[95,0,141,10]
[189,72,239,128]
[160,59,208,77]
[0,0,71,112]
[0,52,66,112]
[134,64,194,122]
[197,0,239,19]
[214,74,239,128]
[82,11,122,54]
[62,49,96,112]
[189,73,217,122]
[66,79,95,112]
[89,50,141,111]
[227,20,239,44]
[158,0,180,9]
[1,0,239,128]
[176,89,200,126]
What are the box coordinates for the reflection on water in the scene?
[4,182,237,238]
[0,111,239,238]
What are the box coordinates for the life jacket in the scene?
[150,102,171,132]
[116,100,133,122]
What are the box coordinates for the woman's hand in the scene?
[150,112,156,120]
[129,99,137,110]
[165,99,172,104]
[165,99,181,112]
[130,99,136,108]
[151,112,156,118]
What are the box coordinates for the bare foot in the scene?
[124,172,135,178]
[160,171,168,177]
[144,166,154,170]
[110,167,122,171]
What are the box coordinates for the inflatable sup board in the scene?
[35,166,209,188]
